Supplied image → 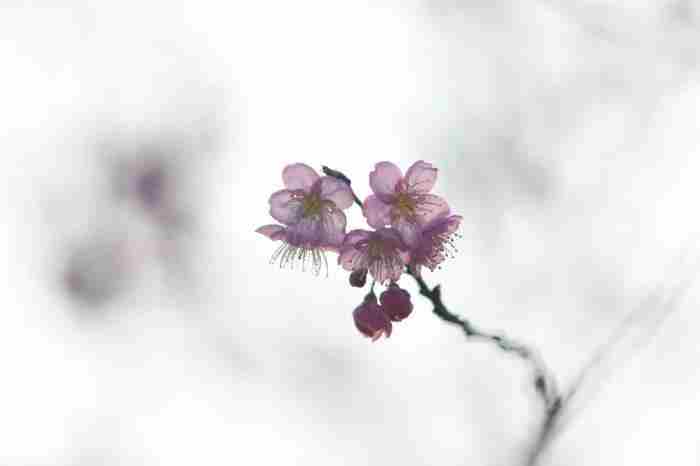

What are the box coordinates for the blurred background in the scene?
[2,1,700,464]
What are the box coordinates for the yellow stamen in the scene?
[392,192,416,221]
[301,193,323,218]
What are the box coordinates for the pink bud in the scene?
[349,268,368,288]
[353,293,392,341]
[380,283,413,321]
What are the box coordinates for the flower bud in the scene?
[349,268,368,288]
[379,283,413,321]
[353,293,392,341]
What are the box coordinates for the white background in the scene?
[1,1,700,464]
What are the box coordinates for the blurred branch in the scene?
[538,0,700,63]
[527,253,698,465]
[536,0,626,45]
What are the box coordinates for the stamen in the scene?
[268,241,329,276]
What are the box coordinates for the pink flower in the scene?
[256,163,354,275]
[363,161,448,246]
[353,292,392,341]
[409,199,462,275]
[379,283,413,321]
[339,228,410,285]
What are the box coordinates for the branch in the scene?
[406,267,562,412]
[323,165,700,466]
[526,254,698,465]
[322,165,562,461]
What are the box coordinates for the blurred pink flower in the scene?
[363,161,448,246]
[256,163,354,274]
[339,228,410,285]
[353,292,392,341]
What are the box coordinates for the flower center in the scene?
[301,192,323,218]
[393,192,416,220]
[365,237,398,259]
[367,239,384,258]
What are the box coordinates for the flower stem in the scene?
[322,164,562,464]
[405,267,561,412]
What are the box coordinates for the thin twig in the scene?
[323,164,699,466]
[406,267,562,413]
[322,165,562,458]
[527,253,699,466]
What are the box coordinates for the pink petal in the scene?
[319,208,347,248]
[255,224,286,241]
[339,247,363,271]
[374,227,405,245]
[286,216,322,247]
[369,259,404,285]
[342,229,372,248]
[416,194,450,226]
[317,177,354,210]
[269,189,303,225]
[363,195,393,229]
[444,215,463,235]
[405,160,437,193]
[369,161,402,198]
[282,163,320,192]
[394,218,420,247]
